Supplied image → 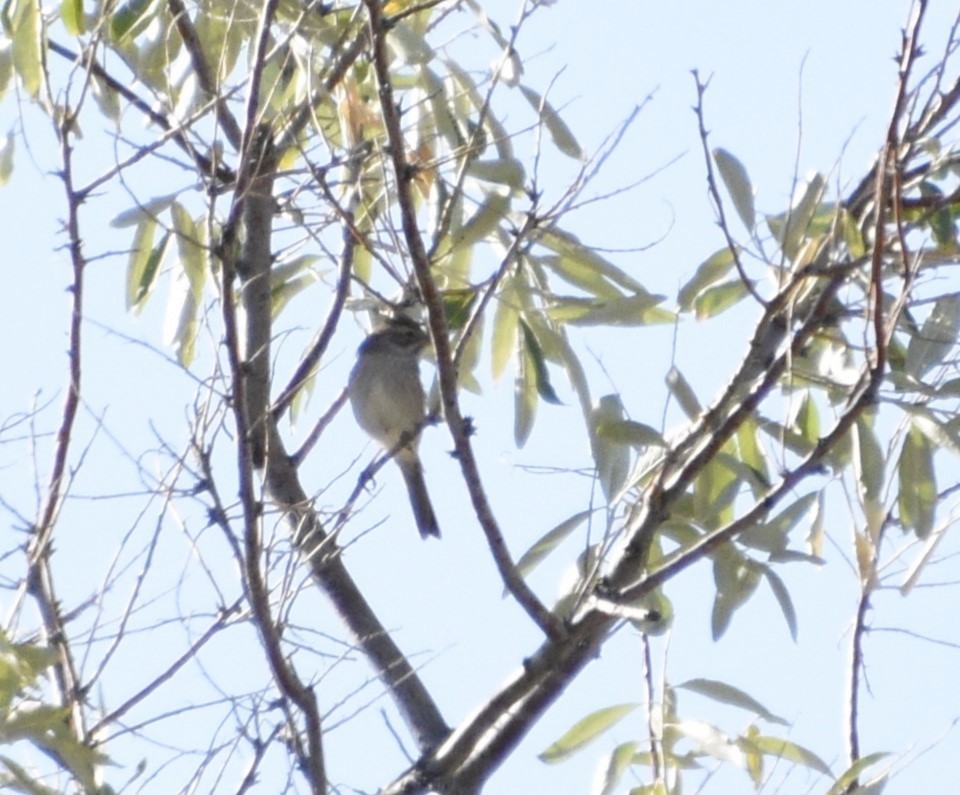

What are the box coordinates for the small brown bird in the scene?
[348,316,440,538]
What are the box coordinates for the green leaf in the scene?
[852,416,885,503]
[0,45,13,102]
[594,741,640,795]
[693,279,748,319]
[491,287,519,382]
[60,0,84,35]
[520,85,584,159]
[711,549,761,640]
[678,678,787,725]
[904,294,960,379]
[542,255,624,300]
[712,148,755,231]
[590,395,631,502]
[665,366,701,420]
[826,753,891,795]
[746,734,833,776]
[11,0,42,97]
[767,173,826,261]
[596,418,666,449]
[678,247,736,311]
[514,327,538,447]
[466,157,526,188]
[110,193,179,228]
[0,133,13,186]
[167,203,206,367]
[109,0,156,41]
[762,566,798,641]
[547,293,672,326]
[739,492,818,554]
[840,207,866,257]
[736,417,771,494]
[516,510,591,580]
[898,423,936,539]
[435,190,510,259]
[519,319,561,405]
[539,703,638,763]
[538,227,647,294]
[126,221,167,311]
[0,755,62,795]
[918,182,957,249]
[794,391,820,442]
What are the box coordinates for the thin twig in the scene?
[363,0,564,641]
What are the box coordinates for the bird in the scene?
[348,315,440,538]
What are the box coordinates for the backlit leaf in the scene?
[592,741,640,795]
[520,85,584,159]
[0,133,13,186]
[590,395,631,502]
[126,221,168,311]
[678,678,787,725]
[826,753,891,795]
[712,148,755,231]
[435,190,510,259]
[665,366,701,419]
[516,510,590,579]
[898,423,936,539]
[762,566,798,641]
[767,173,826,261]
[693,279,748,319]
[11,0,42,97]
[542,255,624,300]
[539,703,638,763]
[538,227,646,293]
[520,319,561,404]
[547,293,672,326]
[514,329,538,446]
[491,287,519,381]
[748,735,832,776]
[852,416,884,503]
[60,0,84,35]
[678,247,736,311]
[904,294,960,379]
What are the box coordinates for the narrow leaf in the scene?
[11,0,42,97]
[520,85,584,159]
[826,753,891,795]
[592,741,640,795]
[60,0,85,35]
[749,735,833,776]
[435,190,510,258]
[678,247,736,311]
[904,294,960,379]
[0,133,13,186]
[665,366,701,419]
[491,289,519,382]
[125,219,155,309]
[762,566,798,641]
[678,678,787,725]
[898,423,937,539]
[590,395,631,502]
[693,279,748,319]
[712,148,755,231]
[516,510,591,579]
[542,254,624,300]
[539,703,638,763]
[768,173,826,261]
[514,330,538,447]
[520,319,562,404]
